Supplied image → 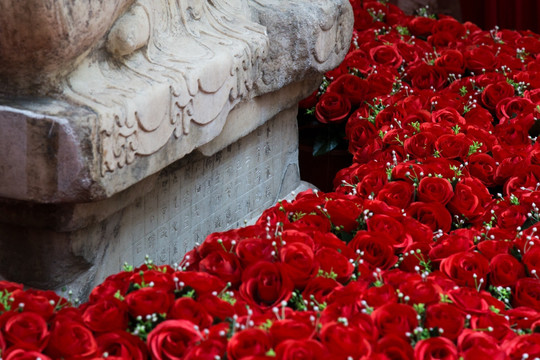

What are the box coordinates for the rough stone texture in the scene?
[0,0,353,297]
[0,107,300,298]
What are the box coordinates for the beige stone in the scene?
[0,0,353,203]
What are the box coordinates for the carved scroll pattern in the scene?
[62,0,352,176]
[64,0,268,175]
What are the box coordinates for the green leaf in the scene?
[312,137,339,156]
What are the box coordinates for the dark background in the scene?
[390,0,540,34]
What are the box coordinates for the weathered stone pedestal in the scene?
[0,0,353,298]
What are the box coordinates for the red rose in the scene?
[375,334,414,360]
[429,230,474,264]
[356,169,389,199]
[504,171,540,197]
[497,122,531,148]
[369,44,403,69]
[407,16,435,37]
[326,74,369,107]
[417,177,454,205]
[435,49,465,75]
[198,229,244,258]
[168,297,213,330]
[477,239,511,260]
[302,277,342,309]
[514,278,540,310]
[506,306,540,330]
[290,214,332,233]
[425,303,465,340]
[342,49,372,76]
[129,270,175,292]
[481,81,515,111]
[488,253,525,288]
[402,216,434,245]
[3,349,52,360]
[81,297,128,333]
[367,214,409,249]
[496,204,527,230]
[470,312,513,342]
[432,107,466,127]
[174,271,226,297]
[346,117,378,155]
[406,202,452,233]
[235,238,273,268]
[183,339,227,360]
[196,295,235,322]
[368,70,396,96]
[45,320,97,359]
[323,198,362,232]
[414,337,458,360]
[315,92,351,124]
[147,320,202,360]
[125,287,174,318]
[458,330,506,360]
[270,319,314,345]
[528,145,540,166]
[239,261,294,312]
[404,131,437,159]
[440,251,490,289]
[497,96,533,123]
[465,46,496,73]
[447,288,491,315]
[464,106,495,130]
[0,281,23,293]
[399,277,442,306]
[275,339,327,360]
[433,18,466,38]
[523,246,540,276]
[372,303,418,338]
[319,322,372,358]
[348,231,397,270]
[395,41,422,64]
[3,312,49,351]
[227,328,272,360]
[315,247,354,284]
[376,181,415,209]
[362,284,398,310]
[407,63,447,90]
[467,153,497,186]
[434,133,472,159]
[321,281,368,320]
[447,181,486,221]
[10,290,55,321]
[198,250,243,287]
[279,242,317,290]
[503,333,540,360]
[495,154,527,185]
[89,272,132,303]
[95,331,147,360]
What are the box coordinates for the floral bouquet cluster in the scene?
[4,1,540,359]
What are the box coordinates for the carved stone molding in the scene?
[0,0,353,202]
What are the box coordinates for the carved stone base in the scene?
[0,104,301,299]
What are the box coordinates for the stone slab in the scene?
[0,106,301,299]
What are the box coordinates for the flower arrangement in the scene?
[3,1,540,359]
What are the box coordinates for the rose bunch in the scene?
[4,1,540,359]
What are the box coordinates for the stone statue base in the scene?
[0,0,353,298]
[0,97,306,298]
